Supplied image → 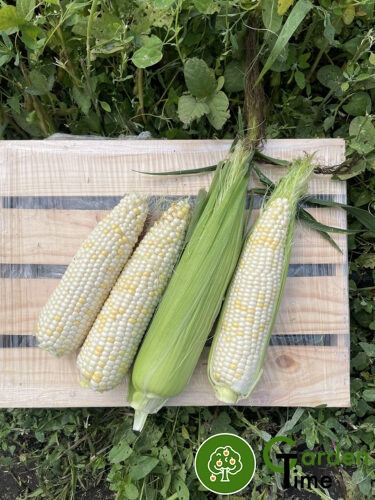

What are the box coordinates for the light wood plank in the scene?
[0,275,349,336]
[0,139,346,197]
[0,345,349,408]
[0,207,347,265]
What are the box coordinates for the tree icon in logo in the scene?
[195,433,256,494]
[208,445,243,482]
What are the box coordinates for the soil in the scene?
[0,461,355,499]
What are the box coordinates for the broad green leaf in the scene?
[362,389,375,402]
[132,35,163,68]
[172,477,190,500]
[256,0,313,84]
[0,5,24,30]
[184,58,217,98]
[108,441,133,464]
[72,87,91,115]
[295,70,305,89]
[128,456,159,480]
[349,116,375,154]
[224,60,245,93]
[342,5,355,25]
[123,484,139,500]
[206,91,230,130]
[26,70,53,96]
[153,0,175,7]
[100,101,111,112]
[323,11,335,43]
[16,0,35,21]
[316,65,343,90]
[262,0,283,32]
[359,342,375,357]
[177,94,209,124]
[193,0,221,14]
[278,0,296,15]
[343,92,372,116]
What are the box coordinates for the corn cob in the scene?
[208,156,316,404]
[34,194,148,357]
[129,144,253,431]
[76,200,192,391]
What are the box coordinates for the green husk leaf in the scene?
[304,196,375,232]
[253,150,289,167]
[133,164,217,176]
[129,143,253,431]
[297,209,344,254]
[298,207,360,234]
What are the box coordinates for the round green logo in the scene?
[194,433,256,495]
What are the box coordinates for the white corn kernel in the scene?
[76,200,191,391]
[35,194,149,356]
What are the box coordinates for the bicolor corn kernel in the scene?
[34,194,149,357]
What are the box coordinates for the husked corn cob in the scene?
[35,194,148,357]
[129,144,253,432]
[208,156,316,404]
[76,200,192,391]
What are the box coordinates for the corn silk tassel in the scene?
[76,200,192,391]
[129,144,253,431]
[208,156,316,404]
[35,194,148,356]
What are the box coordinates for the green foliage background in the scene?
[0,0,374,498]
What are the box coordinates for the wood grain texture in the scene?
[0,139,350,408]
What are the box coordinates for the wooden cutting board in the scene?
[0,138,350,408]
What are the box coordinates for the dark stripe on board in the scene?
[1,193,346,211]
[1,195,192,211]
[0,262,337,279]
[0,333,340,349]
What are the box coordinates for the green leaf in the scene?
[206,91,230,130]
[123,484,139,500]
[72,87,91,115]
[295,70,305,89]
[362,389,375,402]
[16,0,35,21]
[177,94,209,125]
[349,116,375,154]
[305,196,375,232]
[172,477,190,500]
[100,100,111,112]
[256,0,313,84]
[298,209,344,253]
[316,65,343,90]
[108,441,133,464]
[262,0,283,33]
[26,70,53,96]
[153,0,176,7]
[184,58,217,98]
[278,0,296,15]
[224,60,245,93]
[128,456,159,480]
[132,35,163,68]
[0,5,24,30]
[359,342,375,357]
[193,0,221,14]
[343,92,372,116]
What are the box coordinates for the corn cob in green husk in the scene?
[76,200,192,391]
[129,144,253,431]
[208,156,316,404]
[35,194,148,357]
